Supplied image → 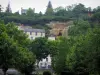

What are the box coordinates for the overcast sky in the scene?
[0,0,100,13]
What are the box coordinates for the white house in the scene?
[24,29,45,40]
[18,25,45,40]
[18,25,52,69]
[38,55,51,69]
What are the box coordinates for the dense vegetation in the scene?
[0,2,100,75]
[0,21,36,75]
[50,13,100,75]
[0,3,100,26]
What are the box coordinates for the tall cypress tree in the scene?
[0,5,3,12]
[6,2,12,13]
[45,1,53,15]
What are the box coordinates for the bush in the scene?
[43,71,51,75]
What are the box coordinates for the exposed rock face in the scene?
[49,22,67,36]
[48,21,73,37]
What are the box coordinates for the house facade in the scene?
[24,29,45,40]
[38,55,51,69]
[18,25,45,40]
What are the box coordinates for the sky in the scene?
[0,0,100,13]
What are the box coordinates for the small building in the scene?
[48,35,56,40]
[38,55,51,69]
[18,25,45,40]
[21,8,27,14]
[24,29,45,40]
[21,8,35,14]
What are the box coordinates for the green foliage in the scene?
[26,8,35,17]
[92,12,100,23]
[45,1,53,16]
[73,3,86,17]
[66,28,100,75]
[5,22,30,48]
[45,8,54,16]
[54,6,73,17]
[0,5,3,12]
[5,4,12,13]
[0,21,36,74]
[46,40,58,57]
[51,37,70,74]
[51,18,100,75]
[30,37,49,61]
[68,19,90,36]
[0,3,92,26]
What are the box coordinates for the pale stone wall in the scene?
[26,32,45,40]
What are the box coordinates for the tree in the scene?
[5,3,12,13]
[45,1,53,15]
[92,12,100,23]
[0,5,3,12]
[39,11,43,16]
[52,37,70,74]
[66,28,100,75]
[0,21,36,75]
[68,19,90,36]
[26,8,35,17]
[73,3,87,19]
[30,37,49,67]
[15,47,35,75]
[54,6,67,16]
[5,22,31,48]
[46,40,58,57]
[14,11,19,15]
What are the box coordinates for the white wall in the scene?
[26,32,45,40]
[48,36,55,40]
[38,55,51,69]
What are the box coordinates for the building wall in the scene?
[26,31,45,40]
[48,36,55,40]
[38,55,51,69]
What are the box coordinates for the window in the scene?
[45,63,47,66]
[31,37,33,40]
[46,58,48,62]
[35,32,37,36]
[40,63,42,65]
[30,32,32,35]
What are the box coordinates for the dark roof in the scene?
[24,29,45,33]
